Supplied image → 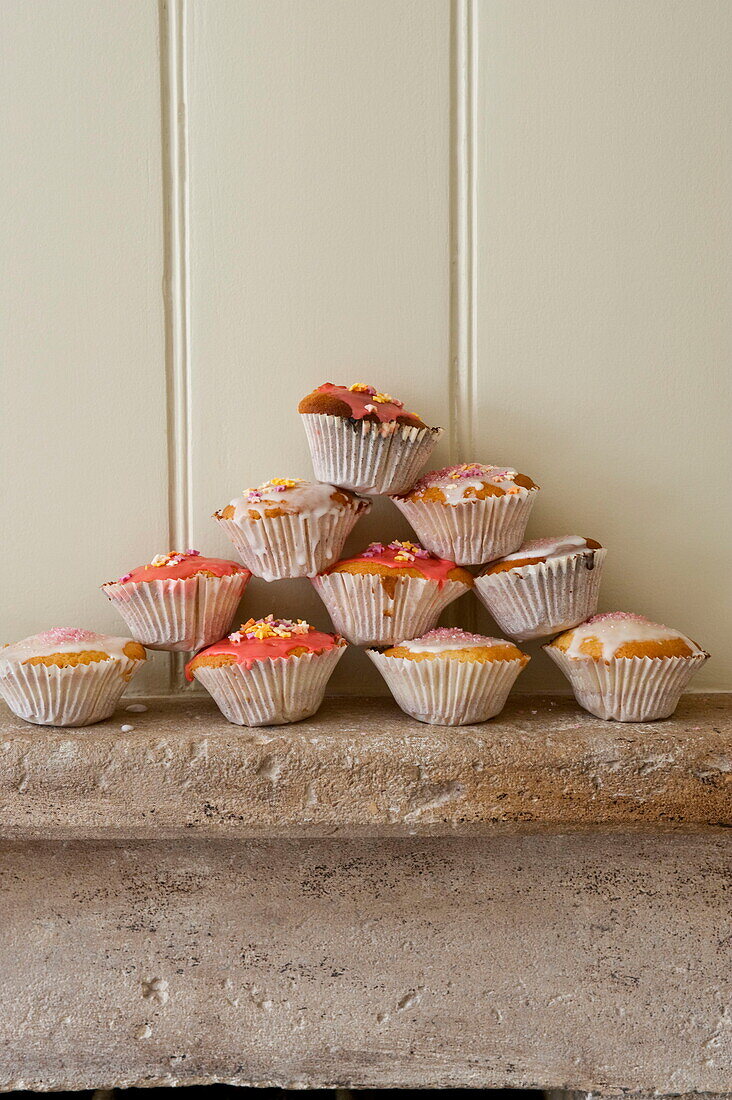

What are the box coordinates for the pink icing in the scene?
[108,551,249,585]
[310,383,424,426]
[326,541,461,588]
[186,621,343,680]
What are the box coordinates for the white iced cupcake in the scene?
[312,540,473,646]
[214,478,370,581]
[475,535,606,640]
[368,627,529,726]
[544,612,709,721]
[298,382,443,495]
[390,463,539,565]
[102,550,251,652]
[186,615,346,726]
[0,628,146,727]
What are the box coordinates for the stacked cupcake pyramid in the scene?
[0,382,708,728]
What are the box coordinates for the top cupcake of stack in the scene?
[298,382,443,495]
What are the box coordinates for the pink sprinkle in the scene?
[412,627,500,645]
[35,628,100,644]
[185,549,201,557]
[118,572,133,583]
[362,542,386,558]
[364,403,378,414]
[586,612,650,624]
[406,463,514,494]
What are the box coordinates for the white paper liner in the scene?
[301,413,443,495]
[543,647,709,722]
[474,549,607,641]
[192,645,345,726]
[368,650,526,725]
[103,572,250,651]
[0,653,145,727]
[216,500,366,581]
[391,490,538,565]
[311,572,469,646]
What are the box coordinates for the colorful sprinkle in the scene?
[228,615,312,643]
[244,478,305,500]
[146,550,200,571]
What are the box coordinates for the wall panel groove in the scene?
[450,0,478,466]
[159,0,193,690]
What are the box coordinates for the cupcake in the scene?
[298,382,443,495]
[214,478,370,581]
[368,627,529,725]
[544,612,709,721]
[186,615,345,726]
[102,550,250,652]
[312,540,473,646]
[0,628,146,727]
[475,536,606,641]
[391,463,539,565]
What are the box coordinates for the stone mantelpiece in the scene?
[0,695,729,839]
[0,695,730,1094]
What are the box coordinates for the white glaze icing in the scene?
[560,614,704,661]
[493,535,597,566]
[405,464,535,505]
[397,628,509,655]
[0,629,140,668]
[217,479,370,579]
[227,479,365,522]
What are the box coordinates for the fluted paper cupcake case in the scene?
[474,549,607,641]
[301,412,443,495]
[103,572,250,652]
[543,647,709,722]
[391,490,538,565]
[311,572,469,646]
[217,501,366,581]
[191,645,345,726]
[367,649,526,726]
[0,654,144,727]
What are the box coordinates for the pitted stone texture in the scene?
[0,696,729,839]
[0,836,729,1092]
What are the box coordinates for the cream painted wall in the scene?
[472,0,732,691]
[1,0,729,693]
[0,1,169,692]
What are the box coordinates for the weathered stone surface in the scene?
[0,695,729,839]
[548,1093,732,1100]
[0,835,729,1093]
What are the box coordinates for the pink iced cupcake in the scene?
[390,463,540,564]
[186,615,346,726]
[102,550,250,652]
[298,383,443,494]
[0,628,146,726]
[312,540,473,645]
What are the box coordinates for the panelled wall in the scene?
[2,0,730,694]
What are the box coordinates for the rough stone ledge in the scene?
[0,694,729,839]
